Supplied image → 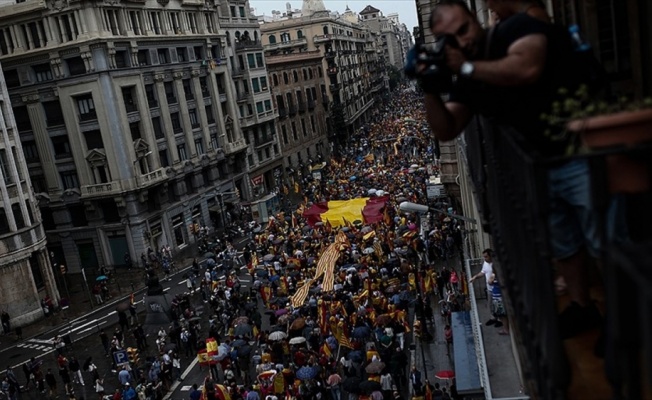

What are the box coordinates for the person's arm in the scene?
[424,94,472,141]
[448,34,547,86]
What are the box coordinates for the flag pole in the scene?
[335,342,342,362]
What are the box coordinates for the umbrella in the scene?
[365,361,385,374]
[277,315,291,325]
[253,227,262,233]
[342,377,361,393]
[374,314,393,326]
[188,316,201,322]
[256,270,269,277]
[163,343,177,353]
[268,331,287,341]
[290,318,306,330]
[116,302,130,312]
[204,252,215,259]
[231,339,246,348]
[410,164,419,168]
[258,370,277,382]
[346,350,364,362]
[359,380,382,394]
[361,226,373,234]
[288,336,306,345]
[232,316,249,326]
[269,325,284,333]
[350,176,357,181]
[435,370,455,379]
[275,308,288,316]
[96,275,109,281]
[263,254,275,262]
[296,366,318,380]
[269,275,280,282]
[363,247,375,255]
[351,326,372,339]
[238,344,252,356]
[233,324,252,337]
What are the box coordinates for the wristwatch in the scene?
[460,61,475,78]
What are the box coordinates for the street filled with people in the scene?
[2,87,472,400]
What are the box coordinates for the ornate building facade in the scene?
[0,65,60,326]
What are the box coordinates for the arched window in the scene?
[226,31,231,45]
[235,31,241,40]
[297,30,303,39]
[318,67,323,77]
[308,69,313,79]
[323,26,329,35]
[293,70,299,83]
[281,32,290,42]
[283,72,289,84]
[269,35,277,44]
[273,74,279,86]
[303,69,308,80]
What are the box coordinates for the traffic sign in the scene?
[113,350,129,367]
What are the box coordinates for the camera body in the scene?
[404,35,456,93]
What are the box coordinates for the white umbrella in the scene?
[363,247,375,254]
[410,164,419,169]
[289,336,306,345]
[368,189,377,195]
[376,190,385,196]
[269,331,287,341]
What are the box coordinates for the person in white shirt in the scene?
[469,249,499,325]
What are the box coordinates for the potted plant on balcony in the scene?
[542,85,652,193]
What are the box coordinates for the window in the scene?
[76,94,96,121]
[309,68,313,79]
[182,79,194,100]
[122,87,137,112]
[303,69,308,81]
[210,134,218,150]
[194,46,204,60]
[291,122,298,141]
[129,122,141,140]
[260,77,268,91]
[195,138,204,155]
[84,130,104,149]
[0,208,8,234]
[60,171,79,189]
[282,125,288,144]
[256,53,264,68]
[301,119,307,137]
[33,63,53,82]
[12,203,25,229]
[164,82,177,104]
[293,70,299,83]
[66,56,86,76]
[52,135,72,159]
[252,78,260,93]
[248,154,254,166]
[146,84,158,107]
[200,76,210,97]
[176,47,187,62]
[22,141,39,163]
[177,144,187,161]
[283,72,289,85]
[157,48,169,64]
[256,101,264,114]
[310,115,316,132]
[239,6,245,17]
[272,74,278,86]
[189,109,200,128]
[152,117,164,139]
[159,149,170,167]
[115,50,130,68]
[205,105,215,124]
[129,10,143,35]
[4,69,19,88]
[264,100,272,112]
[269,35,276,44]
[247,54,255,68]
[0,149,10,184]
[323,26,329,35]
[171,112,183,133]
[297,30,303,39]
[13,106,32,131]
[43,100,65,127]
[138,49,150,66]
[280,32,290,42]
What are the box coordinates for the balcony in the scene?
[313,34,332,44]
[136,167,167,188]
[462,115,652,399]
[218,16,259,28]
[254,135,275,148]
[224,138,247,154]
[232,67,244,77]
[239,115,256,127]
[237,92,249,102]
[264,37,308,51]
[235,39,263,52]
[81,181,124,198]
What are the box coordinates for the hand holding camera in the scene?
[404,35,458,94]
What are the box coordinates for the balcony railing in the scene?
[462,115,652,399]
[136,167,167,188]
[313,35,332,43]
[254,135,275,147]
[224,138,247,154]
[81,181,124,198]
[235,39,263,51]
[264,37,308,51]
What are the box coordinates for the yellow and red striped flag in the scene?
[291,279,312,308]
[321,342,332,358]
[337,320,354,349]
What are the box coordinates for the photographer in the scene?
[411,0,604,340]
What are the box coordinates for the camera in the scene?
[404,35,455,93]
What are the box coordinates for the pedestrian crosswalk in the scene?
[17,340,53,353]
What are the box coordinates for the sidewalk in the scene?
[0,245,199,352]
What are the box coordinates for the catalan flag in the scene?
[364,153,375,162]
[302,196,390,227]
[321,342,332,358]
[336,320,354,349]
[291,279,312,308]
